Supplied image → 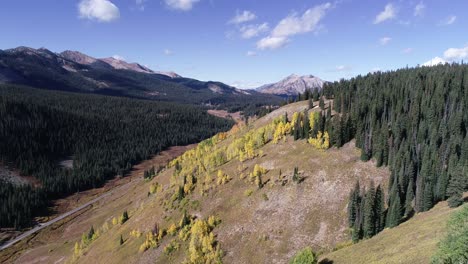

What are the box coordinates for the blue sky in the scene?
[0,0,467,88]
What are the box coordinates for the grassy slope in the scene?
[0,146,194,264]
[71,100,390,264]
[320,199,466,264]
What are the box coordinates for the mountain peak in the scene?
[60,50,98,65]
[100,57,154,74]
[257,74,325,96]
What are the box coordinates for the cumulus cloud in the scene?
[379,37,392,45]
[165,0,199,11]
[257,2,331,50]
[229,10,256,24]
[374,3,396,24]
[443,45,468,61]
[422,57,447,66]
[423,44,468,66]
[414,2,425,17]
[240,23,269,39]
[246,51,257,57]
[78,0,120,22]
[439,15,456,26]
[164,49,174,56]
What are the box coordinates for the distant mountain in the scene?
[61,50,182,78]
[257,74,325,96]
[0,46,282,109]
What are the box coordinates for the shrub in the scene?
[290,247,317,264]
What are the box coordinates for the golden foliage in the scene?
[216,170,231,185]
[130,229,142,238]
[308,131,330,150]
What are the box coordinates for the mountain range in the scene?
[0,46,282,110]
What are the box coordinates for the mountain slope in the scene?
[257,74,325,96]
[320,200,466,264]
[0,46,282,109]
[0,100,390,264]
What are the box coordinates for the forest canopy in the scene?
[0,85,234,228]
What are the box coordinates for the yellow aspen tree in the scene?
[322,131,330,149]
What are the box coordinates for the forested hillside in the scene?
[0,47,282,114]
[0,85,234,229]
[322,64,468,240]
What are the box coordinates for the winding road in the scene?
[0,179,133,251]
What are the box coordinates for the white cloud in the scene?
[439,15,457,26]
[112,55,125,61]
[423,44,468,66]
[163,49,174,56]
[443,45,468,61]
[78,0,120,22]
[230,80,263,89]
[422,57,447,66]
[414,2,425,17]
[374,3,396,24]
[229,10,256,24]
[335,65,352,72]
[402,48,414,54]
[246,51,257,57]
[257,36,289,50]
[240,23,269,39]
[379,37,392,45]
[257,2,332,50]
[136,0,147,11]
[165,0,199,11]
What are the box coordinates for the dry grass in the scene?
[319,200,465,264]
[0,145,195,264]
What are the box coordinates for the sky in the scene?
[0,0,467,88]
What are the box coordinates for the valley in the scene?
[1,99,391,263]
[0,144,197,263]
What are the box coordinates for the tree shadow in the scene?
[319,258,334,264]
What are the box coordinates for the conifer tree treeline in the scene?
[324,64,468,240]
[0,85,233,229]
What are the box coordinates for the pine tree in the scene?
[363,182,376,238]
[446,168,465,208]
[348,181,360,227]
[88,225,95,240]
[292,167,300,183]
[121,211,129,224]
[308,98,314,109]
[374,185,385,233]
[293,121,300,140]
[404,178,415,217]
[303,110,310,139]
[319,97,325,110]
[180,210,190,227]
[313,88,319,101]
[387,193,402,228]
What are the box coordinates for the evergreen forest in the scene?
[0,85,233,229]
